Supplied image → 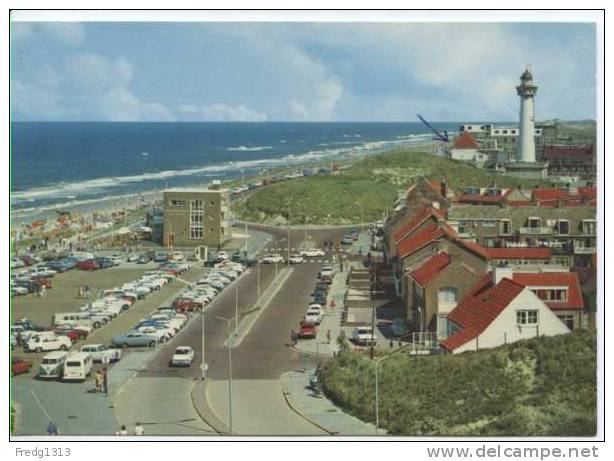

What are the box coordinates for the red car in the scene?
[172,298,202,312]
[298,323,317,339]
[31,277,52,289]
[11,358,32,376]
[51,324,89,342]
[77,259,100,271]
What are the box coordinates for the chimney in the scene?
[440,180,448,198]
[492,264,514,285]
[432,201,441,210]
[210,180,221,190]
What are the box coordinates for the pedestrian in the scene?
[102,367,108,395]
[290,329,297,345]
[40,285,46,298]
[327,329,331,344]
[134,422,144,436]
[94,370,103,393]
[46,420,58,435]
[115,425,128,436]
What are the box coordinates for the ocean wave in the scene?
[11,133,432,206]
[227,145,272,152]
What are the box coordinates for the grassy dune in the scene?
[319,331,597,436]
[233,148,554,225]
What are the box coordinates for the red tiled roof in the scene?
[440,277,525,352]
[455,194,504,204]
[453,132,479,150]
[410,252,451,286]
[512,272,584,310]
[397,222,446,259]
[392,206,446,243]
[532,188,569,201]
[543,145,593,159]
[397,221,490,260]
[483,247,552,260]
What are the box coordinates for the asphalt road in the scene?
[140,226,351,381]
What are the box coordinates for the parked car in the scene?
[25,332,72,353]
[299,248,325,257]
[11,358,32,376]
[51,324,88,343]
[298,323,317,339]
[112,331,158,348]
[80,344,122,363]
[172,298,203,312]
[302,312,321,325]
[62,352,93,382]
[341,235,354,245]
[154,251,169,262]
[261,254,284,264]
[14,318,46,332]
[137,254,151,264]
[37,351,69,379]
[95,257,115,269]
[216,251,229,261]
[351,326,377,346]
[288,254,304,264]
[77,259,100,271]
[127,253,140,262]
[170,346,195,367]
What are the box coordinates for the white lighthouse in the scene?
[516,68,538,163]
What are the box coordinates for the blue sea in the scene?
[10,122,459,217]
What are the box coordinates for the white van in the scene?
[52,312,94,329]
[62,352,93,382]
[26,332,72,353]
[38,351,69,379]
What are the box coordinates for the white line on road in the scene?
[30,389,52,421]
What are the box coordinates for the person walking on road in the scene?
[102,367,108,395]
[134,422,144,436]
[94,370,103,393]
[327,329,331,344]
[290,329,297,346]
[46,421,58,435]
[115,425,128,436]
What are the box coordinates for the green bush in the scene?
[319,331,597,436]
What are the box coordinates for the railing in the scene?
[519,226,554,235]
[405,332,440,355]
[573,245,596,254]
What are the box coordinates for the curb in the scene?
[279,374,336,436]
[190,380,231,436]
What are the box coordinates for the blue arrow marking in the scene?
[417,114,450,142]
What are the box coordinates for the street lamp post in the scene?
[235,283,239,335]
[215,315,234,435]
[201,312,206,381]
[355,202,365,233]
[373,343,411,435]
[256,260,261,307]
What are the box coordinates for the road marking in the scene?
[30,389,53,421]
[224,267,294,349]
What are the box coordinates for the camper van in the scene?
[38,351,69,379]
[52,312,94,329]
[62,352,93,382]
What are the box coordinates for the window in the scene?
[482,220,497,228]
[558,220,570,235]
[582,220,596,235]
[517,309,538,325]
[528,217,541,229]
[189,199,204,239]
[500,220,512,235]
[438,287,458,305]
[169,199,186,207]
[557,314,575,330]
[437,315,449,340]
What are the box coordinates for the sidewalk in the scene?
[280,369,379,436]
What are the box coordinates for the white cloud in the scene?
[195,103,268,122]
[12,52,175,121]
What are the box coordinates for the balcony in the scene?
[519,226,554,235]
[574,245,596,255]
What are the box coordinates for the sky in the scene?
[10,21,597,122]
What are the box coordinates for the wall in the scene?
[453,287,570,354]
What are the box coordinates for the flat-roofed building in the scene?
[163,182,231,248]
